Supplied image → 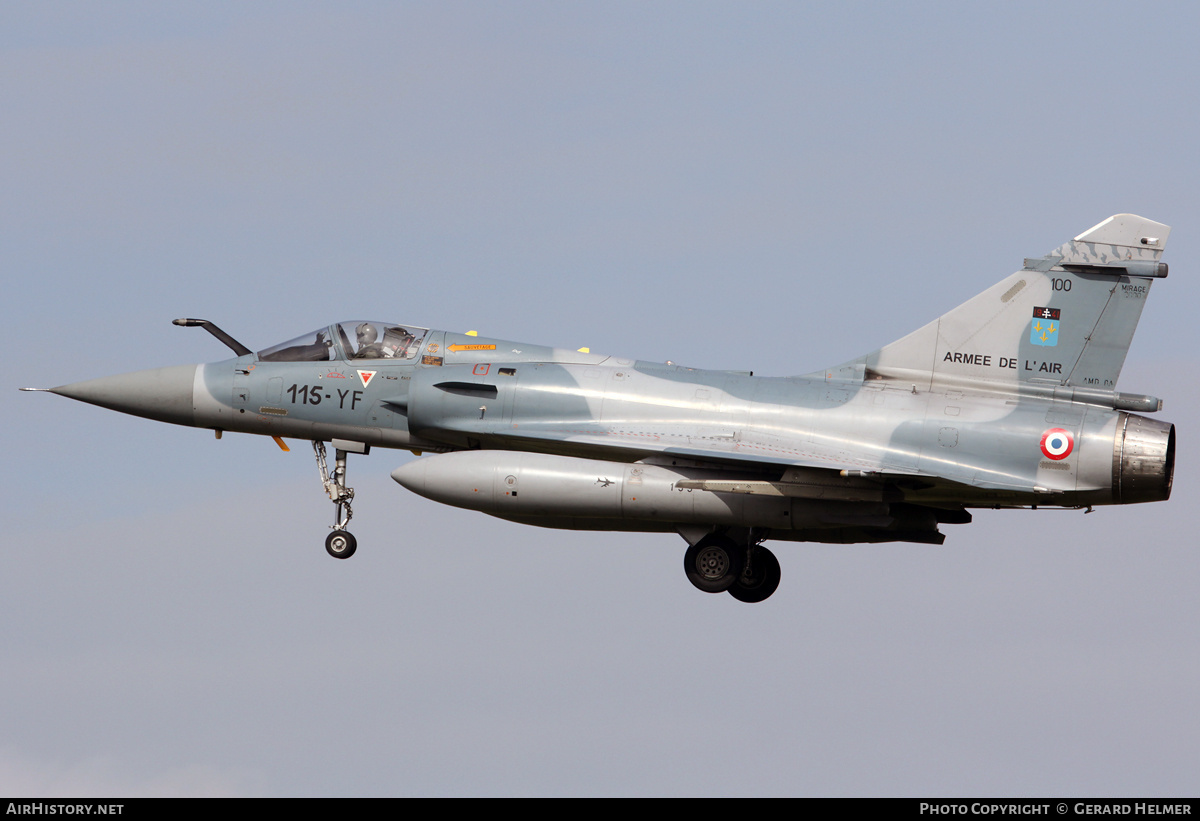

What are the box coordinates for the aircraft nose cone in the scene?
[51,364,198,426]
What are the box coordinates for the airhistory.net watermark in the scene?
[6,805,123,815]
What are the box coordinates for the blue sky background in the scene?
[2,1,1198,796]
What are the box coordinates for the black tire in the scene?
[325,530,357,559]
[728,545,781,603]
[684,534,744,593]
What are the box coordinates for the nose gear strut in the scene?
[313,440,357,559]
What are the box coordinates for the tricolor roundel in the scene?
[1040,428,1074,460]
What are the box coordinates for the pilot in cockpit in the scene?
[355,323,385,358]
[354,323,417,359]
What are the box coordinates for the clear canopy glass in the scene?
[258,322,429,362]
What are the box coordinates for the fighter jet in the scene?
[25,214,1175,602]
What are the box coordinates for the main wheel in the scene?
[684,534,744,593]
[325,530,357,559]
[728,545,781,603]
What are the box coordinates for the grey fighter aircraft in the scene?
[25,214,1176,603]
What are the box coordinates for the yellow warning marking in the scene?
[577,347,590,353]
[465,330,479,337]
[448,343,496,352]
[272,436,290,452]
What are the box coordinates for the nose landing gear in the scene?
[314,440,359,559]
[325,529,357,559]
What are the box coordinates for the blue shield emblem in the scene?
[1030,307,1060,347]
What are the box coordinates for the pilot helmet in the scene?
[356,323,378,344]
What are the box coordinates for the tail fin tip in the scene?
[1071,214,1170,252]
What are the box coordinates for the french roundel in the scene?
[1040,428,1074,460]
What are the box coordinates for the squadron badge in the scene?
[1030,307,1061,347]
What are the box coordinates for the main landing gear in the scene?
[314,441,357,559]
[683,530,781,603]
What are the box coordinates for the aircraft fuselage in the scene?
[35,214,1178,601]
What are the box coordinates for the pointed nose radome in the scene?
[50,364,198,426]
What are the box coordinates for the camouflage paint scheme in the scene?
[37,215,1176,602]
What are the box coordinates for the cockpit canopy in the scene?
[258,322,429,363]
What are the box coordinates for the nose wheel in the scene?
[314,441,359,559]
[325,530,357,559]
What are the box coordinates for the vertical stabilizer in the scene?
[832,215,1170,394]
